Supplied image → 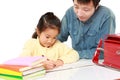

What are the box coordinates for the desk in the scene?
[36,59,120,80]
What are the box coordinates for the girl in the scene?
[19,12,79,70]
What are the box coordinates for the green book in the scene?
[0,74,22,80]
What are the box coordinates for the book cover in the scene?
[3,56,46,67]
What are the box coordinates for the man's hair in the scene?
[73,0,100,8]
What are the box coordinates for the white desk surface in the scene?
[37,59,120,80]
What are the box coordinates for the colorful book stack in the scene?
[0,56,47,80]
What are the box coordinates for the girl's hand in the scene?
[42,59,64,70]
[55,59,64,67]
[42,59,56,70]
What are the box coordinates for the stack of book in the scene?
[0,56,47,80]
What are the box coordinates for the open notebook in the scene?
[47,59,95,72]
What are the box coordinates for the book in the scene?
[0,68,22,76]
[3,56,46,71]
[4,56,46,66]
[0,74,22,80]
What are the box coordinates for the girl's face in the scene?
[73,0,96,22]
[38,28,59,48]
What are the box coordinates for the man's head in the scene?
[73,0,100,8]
[73,0,100,22]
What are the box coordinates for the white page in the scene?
[46,59,94,72]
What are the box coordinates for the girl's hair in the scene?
[73,0,100,8]
[32,12,61,39]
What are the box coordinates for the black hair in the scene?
[73,0,100,8]
[32,12,61,39]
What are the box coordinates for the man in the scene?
[58,0,116,59]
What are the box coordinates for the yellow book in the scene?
[0,68,22,76]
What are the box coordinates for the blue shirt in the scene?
[58,6,116,59]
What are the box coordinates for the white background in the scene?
[0,0,119,63]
